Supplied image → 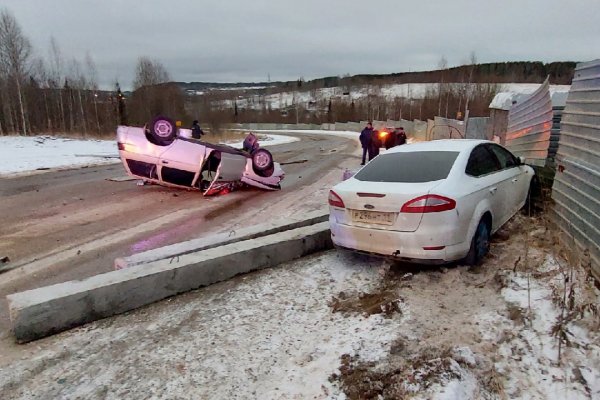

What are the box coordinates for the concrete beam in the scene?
[8,222,332,343]
[114,209,329,270]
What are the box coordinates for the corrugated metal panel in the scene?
[551,59,600,281]
[547,106,564,167]
[505,78,553,166]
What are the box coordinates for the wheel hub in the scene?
[154,121,172,137]
[255,153,269,168]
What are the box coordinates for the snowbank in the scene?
[222,133,299,148]
[0,136,118,176]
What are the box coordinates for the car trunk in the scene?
[333,180,443,232]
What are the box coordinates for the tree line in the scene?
[0,6,577,136]
[0,8,186,137]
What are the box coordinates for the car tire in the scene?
[149,115,177,145]
[464,219,490,266]
[252,148,274,177]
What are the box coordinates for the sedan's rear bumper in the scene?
[329,216,469,263]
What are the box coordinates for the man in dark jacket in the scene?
[359,122,373,165]
[191,120,204,139]
[396,127,407,145]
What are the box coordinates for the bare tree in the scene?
[464,51,477,119]
[437,55,448,117]
[0,9,31,134]
[69,58,88,135]
[48,36,66,132]
[130,57,181,123]
[132,57,170,89]
[85,52,101,132]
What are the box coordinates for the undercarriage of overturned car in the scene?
[116,116,285,196]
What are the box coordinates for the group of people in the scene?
[359,122,407,165]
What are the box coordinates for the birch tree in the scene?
[0,9,31,134]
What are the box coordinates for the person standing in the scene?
[359,121,373,165]
[396,127,407,145]
[191,120,204,139]
[369,128,381,160]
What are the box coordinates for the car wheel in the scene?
[252,149,274,177]
[149,115,177,145]
[465,219,490,266]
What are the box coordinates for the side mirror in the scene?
[518,156,526,165]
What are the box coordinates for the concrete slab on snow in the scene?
[8,222,332,343]
[114,208,328,270]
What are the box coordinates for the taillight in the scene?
[328,190,345,208]
[401,195,456,213]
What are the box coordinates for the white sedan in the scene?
[329,139,535,265]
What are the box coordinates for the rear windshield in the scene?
[354,151,459,183]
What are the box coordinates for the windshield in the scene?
[354,151,459,183]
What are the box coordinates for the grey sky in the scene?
[3,0,599,89]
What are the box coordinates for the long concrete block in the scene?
[8,222,332,343]
[114,209,329,269]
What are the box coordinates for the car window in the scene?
[465,145,500,177]
[487,144,517,169]
[354,151,459,183]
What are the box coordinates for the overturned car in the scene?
[116,116,284,195]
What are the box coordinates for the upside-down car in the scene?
[116,116,284,195]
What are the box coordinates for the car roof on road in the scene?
[386,139,493,154]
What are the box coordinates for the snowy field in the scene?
[0,135,119,176]
[0,133,299,177]
[224,83,571,110]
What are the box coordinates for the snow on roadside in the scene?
[477,254,600,400]
[0,252,403,399]
[0,135,118,176]
[249,129,359,142]
[0,133,300,177]
[221,133,300,148]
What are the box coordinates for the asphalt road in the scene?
[0,132,357,352]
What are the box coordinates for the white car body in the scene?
[116,126,284,195]
[329,139,535,264]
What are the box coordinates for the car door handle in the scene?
[512,178,518,182]
[489,187,497,194]
[162,160,169,164]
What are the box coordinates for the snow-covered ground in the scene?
[0,133,299,177]
[0,135,119,177]
[223,133,299,148]
[0,211,597,399]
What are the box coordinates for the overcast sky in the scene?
[3,0,599,89]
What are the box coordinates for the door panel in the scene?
[158,139,207,173]
[486,144,527,221]
[213,153,247,181]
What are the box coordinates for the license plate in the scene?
[352,210,395,225]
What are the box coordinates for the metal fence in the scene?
[547,106,565,167]
[551,59,600,280]
[505,78,553,166]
